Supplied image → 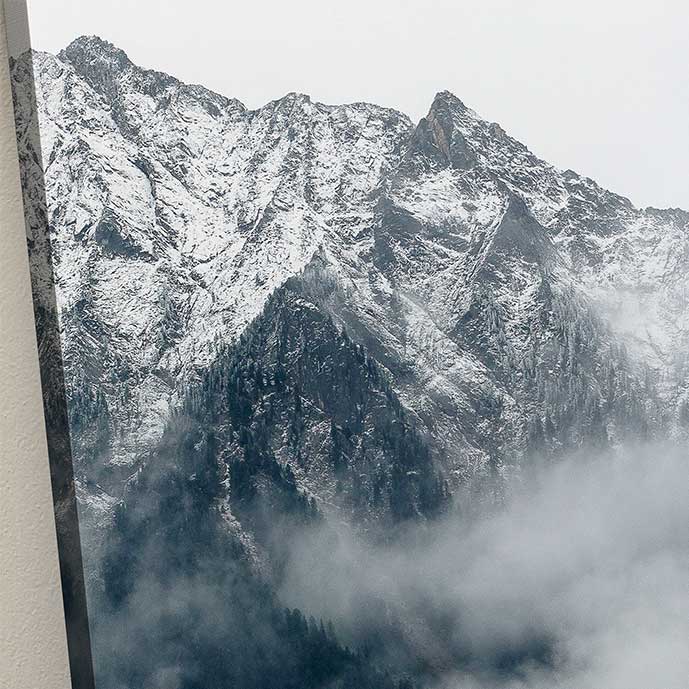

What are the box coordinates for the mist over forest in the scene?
[90,435,689,689]
[278,445,689,688]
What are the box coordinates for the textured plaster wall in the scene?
[0,1,73,686]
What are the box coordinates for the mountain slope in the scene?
[13,31,689,530]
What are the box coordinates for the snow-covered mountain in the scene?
[11,33,689,689]
[15,34,689,517]
[12,33,689,526]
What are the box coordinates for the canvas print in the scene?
[8,2,689,688]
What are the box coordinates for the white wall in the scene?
[0,1,72,687]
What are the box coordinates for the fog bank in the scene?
[279,446,689,688]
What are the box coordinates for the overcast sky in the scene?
[24,0,689,210]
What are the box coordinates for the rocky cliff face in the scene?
[15,31,689,545]
[10,34,689,688]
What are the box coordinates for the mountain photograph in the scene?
[8,6,689,688]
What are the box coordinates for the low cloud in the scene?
[278,445,689,688]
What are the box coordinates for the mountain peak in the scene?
[59,35,245,120]
[60,35,132,70]
[282,91,312,102]
[430,90,469,113]
[402,90,477,171]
